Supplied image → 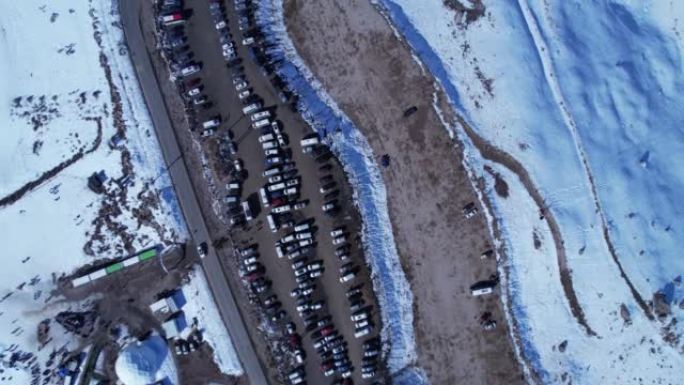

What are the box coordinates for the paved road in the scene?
[119,2,269,385]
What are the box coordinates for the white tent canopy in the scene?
[115,335,178,385]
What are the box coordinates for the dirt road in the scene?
[283,1,524,384]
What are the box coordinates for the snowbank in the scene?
[254,0,425,381]
[182,268,243,376]
[376,0,684,383]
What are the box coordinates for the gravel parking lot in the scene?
[148,0,386,383]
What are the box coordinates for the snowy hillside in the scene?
[0,0,185,383]
[377,0,684,384]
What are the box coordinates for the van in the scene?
[300,134,320,150]
[250,111,271,121]
[202,118,220,129]
[263,167,281,178]
[261,140,278,150]
[242,103,261,115]
[252,118,270,130]
[267,182,286,192]
[267,214,278,232]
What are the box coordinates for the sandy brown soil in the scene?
[284,1,525,384]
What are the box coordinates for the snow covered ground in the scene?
[255,1,425,382]
[377,0,684,383]
[182,268,243,376]
[0,0,187,383]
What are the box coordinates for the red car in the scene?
[271,197,286,207]
[243,272,262,282]
[320,326,335,336]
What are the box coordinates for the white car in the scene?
[258,133,275,143]
[293,201,307,210]
[264,148,280,157]
[235,81,249,91]
[332,235,346,245]
[251,110,271,121]
[242,37,255,45]
[215,20,227,29]
[295,232,312,240]
[187,87,201,97]
[238,90,251,100]
[299,238,314,247]
[330,227,345,237]
[179,64,200,77]
[322,202,336,212]
[272,204,291,214]
[340,271,356,283]
[233,159,243,172]
[202,118,220,129]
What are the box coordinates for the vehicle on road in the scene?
[197,242,208,258]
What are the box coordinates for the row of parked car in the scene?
[218,0,383,383]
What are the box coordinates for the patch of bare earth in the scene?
[284,1,523,384]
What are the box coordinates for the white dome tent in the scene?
[115,334,178,385]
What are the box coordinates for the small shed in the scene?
[162,312,188,339]
[87,171,108,194]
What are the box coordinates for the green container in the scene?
[138,248,157,261]
[105,262,124,274]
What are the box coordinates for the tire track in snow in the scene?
[514,0,654,321]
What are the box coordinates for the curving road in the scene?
[119,1,269,384]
